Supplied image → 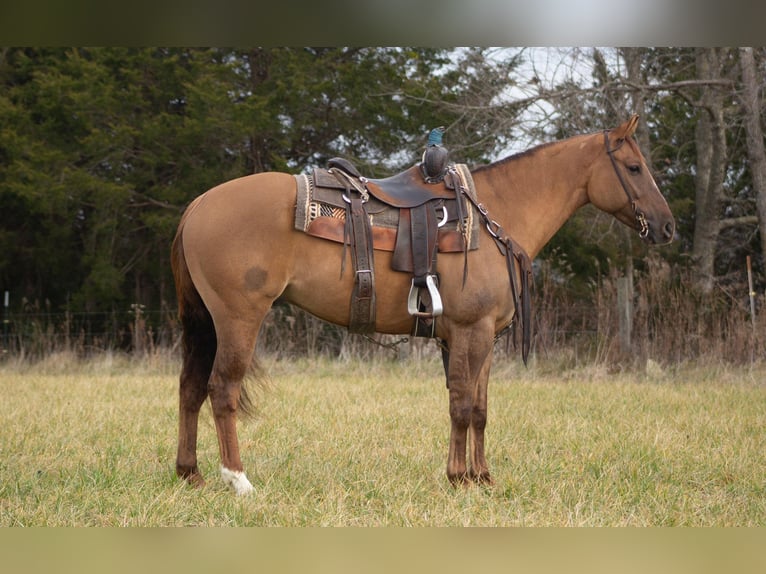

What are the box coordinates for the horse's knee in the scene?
[449,402,472,429]
[470,407,487,431]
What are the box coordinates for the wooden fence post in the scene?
[2,291,8,353]
[747,255,756,332]
[617,274,633,355]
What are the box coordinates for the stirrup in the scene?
[407,275,443,318]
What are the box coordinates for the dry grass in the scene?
[1,351,764,526]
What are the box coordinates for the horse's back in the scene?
[183,171,296,230]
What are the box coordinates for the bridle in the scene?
[604,130,650,239]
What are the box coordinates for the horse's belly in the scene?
[283,240,416,334]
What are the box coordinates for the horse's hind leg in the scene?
[208,313,263,496]
[176,348,214,487]
[176,298,217,487]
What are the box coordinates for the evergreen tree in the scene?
[0,47,517,322]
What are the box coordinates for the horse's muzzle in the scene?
[645,217,675,245]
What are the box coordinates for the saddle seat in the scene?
[367,166,457,208]
[328,158,456,208]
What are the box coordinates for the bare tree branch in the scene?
[719,215,759,229]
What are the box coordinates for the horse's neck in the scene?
[471,134,595,259]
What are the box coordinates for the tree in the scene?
[689,48,731,292]
[738,47,766,264]
[0,47,524,321]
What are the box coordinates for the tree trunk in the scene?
[738,47,766,263]
[621,47,652,163]
[692,48,728,293]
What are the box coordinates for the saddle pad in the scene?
[293,164,480,253]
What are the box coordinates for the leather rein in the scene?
[448,166,532,365]
[603,131,650,239]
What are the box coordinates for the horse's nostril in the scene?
[664,221,674,239]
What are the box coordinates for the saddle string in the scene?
[449,167,471,286]
[361,333,409,353]
[329,167,370,202]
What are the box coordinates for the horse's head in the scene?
[587,115,675,245]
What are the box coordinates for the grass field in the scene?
[1,352,764,526]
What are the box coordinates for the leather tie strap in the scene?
[346,197,376,334]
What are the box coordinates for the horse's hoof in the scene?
[177,465,206,488]
[447,472,471,487]
[186,473,206,488]
[470,470,494,486]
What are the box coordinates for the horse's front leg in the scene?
[445,322,494,485]
[468,352,494,485]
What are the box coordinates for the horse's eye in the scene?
[628,165,641,174]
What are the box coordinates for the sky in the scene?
[488,47,604,155]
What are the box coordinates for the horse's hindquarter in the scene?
[180,172,412,332]
[181,172,300,310]
[181,171,515,336]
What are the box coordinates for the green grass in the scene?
[1,352,765,526]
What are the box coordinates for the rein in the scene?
[448,166,532,365]
[603,131,650,239]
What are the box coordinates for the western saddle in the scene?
[293,157,532,361]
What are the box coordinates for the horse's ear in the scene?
[613,114,639,140]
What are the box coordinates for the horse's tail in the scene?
[171,202,255,417]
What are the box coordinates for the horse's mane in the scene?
[472,140,559,174]
[472,132,592,174]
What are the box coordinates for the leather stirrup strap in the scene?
[409,204,438,287]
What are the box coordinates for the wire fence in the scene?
[0,305,179,358]
[2,264,764,367]
[0,300,603,361]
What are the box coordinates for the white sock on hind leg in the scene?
[221,466,254,496]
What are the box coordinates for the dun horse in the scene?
[172,115,674,494]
